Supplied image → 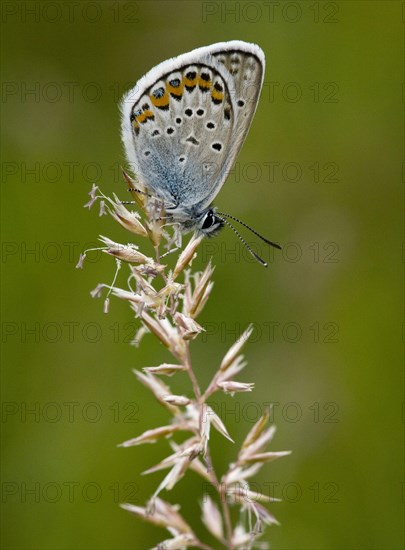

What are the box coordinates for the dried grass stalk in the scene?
[81,177,291,549]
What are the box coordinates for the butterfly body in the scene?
[121,40,265,236]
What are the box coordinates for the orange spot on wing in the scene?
[211,89,224,103]
[166,81,183,98]
[150,91,170,108]
[183,74,197,91]
[137,110,154,124]
[198,76,211,90]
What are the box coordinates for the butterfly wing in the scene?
[121,41,264,213]
[192,41,265,210]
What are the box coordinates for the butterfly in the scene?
[120,40,281,266]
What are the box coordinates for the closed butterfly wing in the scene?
[121,41,264,219]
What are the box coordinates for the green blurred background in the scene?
[1,1,403,548]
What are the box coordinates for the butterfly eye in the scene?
[202,212,214,230]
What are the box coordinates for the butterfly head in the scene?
[165,204,224,236]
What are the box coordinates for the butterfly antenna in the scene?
[118,187,153,205]
[127,188,154,199]
[124,188,177,209]
[219,217,268,267]
[217,211,282,250]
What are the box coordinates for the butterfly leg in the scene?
[160,247,180,259]
[160,225,182,259]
